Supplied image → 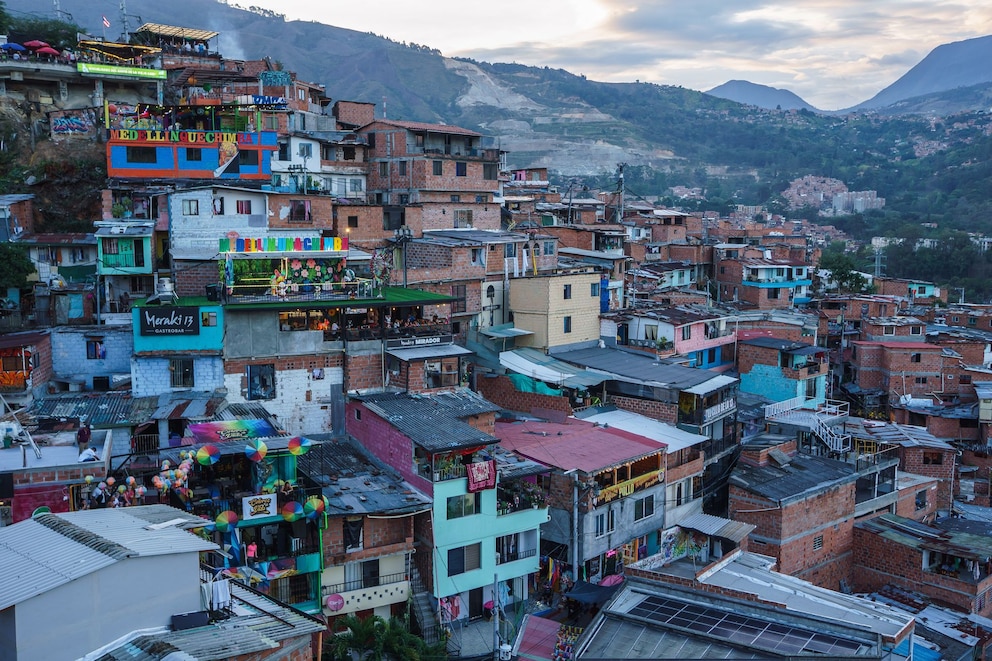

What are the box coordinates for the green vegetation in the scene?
[0,244,37,292]
[324,615,447,661]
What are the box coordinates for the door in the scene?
[468,587,484,620]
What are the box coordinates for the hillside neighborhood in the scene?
[6,22,992,661]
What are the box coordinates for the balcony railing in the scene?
[227,277,376,303]
[322,572,407,595]
[101,253,144,269]
[497,548,537,564]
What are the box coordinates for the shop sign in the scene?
[139,306,199,335]
[243,492,277,520]
[386,334,452,349]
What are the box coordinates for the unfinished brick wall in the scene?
[610,395,678,424]
[476,374,574,418]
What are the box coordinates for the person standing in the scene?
[77,422,91,453]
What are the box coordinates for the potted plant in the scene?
[120,196,134,218]
[111,203,125,218]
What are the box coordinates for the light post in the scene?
[393,225,413,288]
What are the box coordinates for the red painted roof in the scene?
[497,418,664,474]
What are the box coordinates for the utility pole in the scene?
[615,163,626,223]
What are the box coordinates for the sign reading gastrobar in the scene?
[220,236,348,253]
[139,307,200,336]
[77,62,167,79]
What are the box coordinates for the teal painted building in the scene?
[738,337,828,405]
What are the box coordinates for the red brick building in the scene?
[728,435,860,590]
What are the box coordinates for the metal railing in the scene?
[497,548,537,565]
[763,396,805,418]
[322,572,407,595]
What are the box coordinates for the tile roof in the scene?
[355,388,499,452]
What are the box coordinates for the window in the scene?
[182,199,199,216]
[455,161,467,176]
[915,376,928,384]
[170,358,194,388]
[681,325,691,341]
[348,215,359,228]
[398,161,407,175]
[970,317,978,326]
[239,150,258,166]
[767,288,780,299]
[504,244,517,258]
[433,160,443,175]
[125,146,156,163]
[471,248,484,266]
[398,194,409,205]
[484,163,497,180]
[446,493,481,519]
[543,241,555,255]
[349,179,364,192]
[911,353,922,363]
[961,375,973,384]
[451,284,467,313]
[563,316,572,334]
[634,495,654,521]
[883,325,895,335]
[247,364,276,400]
[212,197,224,214]
[378,162,388,177]
[447,543,481,576]
[591,282,600,297]
[450,194,461,203]
[236,200,252,215]
[475,194,486,203]
[644,325,658,341]
[201,311,217,327]
[454,209,473,228]
[595,510,615,537]
[86,340,106,360]
[563,284,572,300]
[342,146,356,160]
[923,451,943,465]
[910,326,922,335]
[343,517,363,551]
[298,143,312,158]
[915,490,928,510]
[289,199,311,222]
[263,115,279,130]
[813,535,823,551]
[186,148,202,162]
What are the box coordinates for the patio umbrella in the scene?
[281,501,304,522]
[303,495,325,520]
[215,510,239,532]
[287,436,311,456]
[1,43,26,51]
[245,439,267,462]
[196,444,220,466]
[34,46,60,56]
[23,40,50,49]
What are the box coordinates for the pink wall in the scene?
[346,401,433,496]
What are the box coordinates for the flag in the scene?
[102,16,111,28]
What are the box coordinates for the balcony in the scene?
[322,571,407,596]
[101,253,145,269]
[226,277,376,303]
[783,361,828,380]
[497,548,537,565]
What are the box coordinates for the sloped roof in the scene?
[730,452,858,504]
[0,506,215,611]
[355,389,499,452]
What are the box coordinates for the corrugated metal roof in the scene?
[386,344,473,361]
[32,392,151,427]
[554,346,731,392]
[0,517,118,611]
[356,389,499,452]
[0,506,215,611]
[500,347,610,388]
[678,512,755,543]
[134,22,219,41]
[730,451,858,504]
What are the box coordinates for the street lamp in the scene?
[392,225,413,288]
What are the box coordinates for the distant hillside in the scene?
[852,35,992,111]
[706,80,817,112]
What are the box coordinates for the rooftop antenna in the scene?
[873,248,885,278]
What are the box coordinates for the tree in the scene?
[0,2,12,35]
[0,244,35,293]
[817,244,871,294]
[324,615,447,661]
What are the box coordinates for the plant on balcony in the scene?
[111,203,125,218]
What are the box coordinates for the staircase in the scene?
[764,397,851,453]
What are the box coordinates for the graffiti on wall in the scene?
[49,108,98,140]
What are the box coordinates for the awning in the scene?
[480,325,533,339]
[565,580,621,605]
[682,374,737,395]
[386,344,473,361]
[678,512,755,543]
[133,22,219,41]
[500,348,609,388]
[513,615,561,661]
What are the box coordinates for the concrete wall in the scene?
[51,326,133,389]
[131,355,225,397]
[15,552,201,660]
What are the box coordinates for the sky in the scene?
[232,0,992,110]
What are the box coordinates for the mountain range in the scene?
[6,0,992,178]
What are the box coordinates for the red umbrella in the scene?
[34,46,60,56]
[23,40,50,49]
